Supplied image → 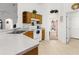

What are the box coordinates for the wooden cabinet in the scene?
[23,47,38,55]
[23,11,42,24]
[35,14,42,24]
[24,29,45,40]
[42,28,45,40]
[24,31,33,39]
[23,12,32,23]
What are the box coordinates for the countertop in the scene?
[0,30,39,55]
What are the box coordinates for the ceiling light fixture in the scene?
[71,3,79,10]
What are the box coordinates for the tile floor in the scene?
[38,39,79,55]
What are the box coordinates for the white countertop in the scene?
[0,30,39,55]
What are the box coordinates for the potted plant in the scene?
[32,10,37,14]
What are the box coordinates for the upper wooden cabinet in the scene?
[23,12,32,23]
[23,11,42,24]
[35,14,42,23]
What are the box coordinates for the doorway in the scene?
[66,11,79,43]
[49,20,58,40]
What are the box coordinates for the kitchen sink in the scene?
[8,30,25,34]
[7,28,27,34]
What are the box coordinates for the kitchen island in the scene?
[0,30,39,55]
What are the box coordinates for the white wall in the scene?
[0,3,17,29]
[44,3,74,43]
[17,3,74,43]
[64,3,76,43]
[44,3,67,43]
[57,3,74,43]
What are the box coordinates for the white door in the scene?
[69,12,79,39]
[66,11,79,42]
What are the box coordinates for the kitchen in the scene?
[0,3,45,55]
[0,0,79,59]
[1,3,79,55]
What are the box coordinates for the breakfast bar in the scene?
[0,31,39,55]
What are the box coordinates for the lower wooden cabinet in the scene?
[23,28,45,40]
[42,28,45,40]
[24,31,33,38]
[23,47,38,55]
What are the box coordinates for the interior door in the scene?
[69,12,79,39]
[66,11,79,43]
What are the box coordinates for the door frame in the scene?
[66,12,70,44]
[66,11,79,43]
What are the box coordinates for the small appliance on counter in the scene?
[34,25,42,41]
[5,18,13,30]
[31,20,37,26]
[0,19,3,29]
[13,24,16,28]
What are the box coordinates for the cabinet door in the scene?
[24,31,33,39]
[35,14,42,24]
[23,12,32,23]
[23,12,27,23]
[27,12,32,23]
[42,28,45,40]
[23,12,42,24]
[23,47,38,55]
